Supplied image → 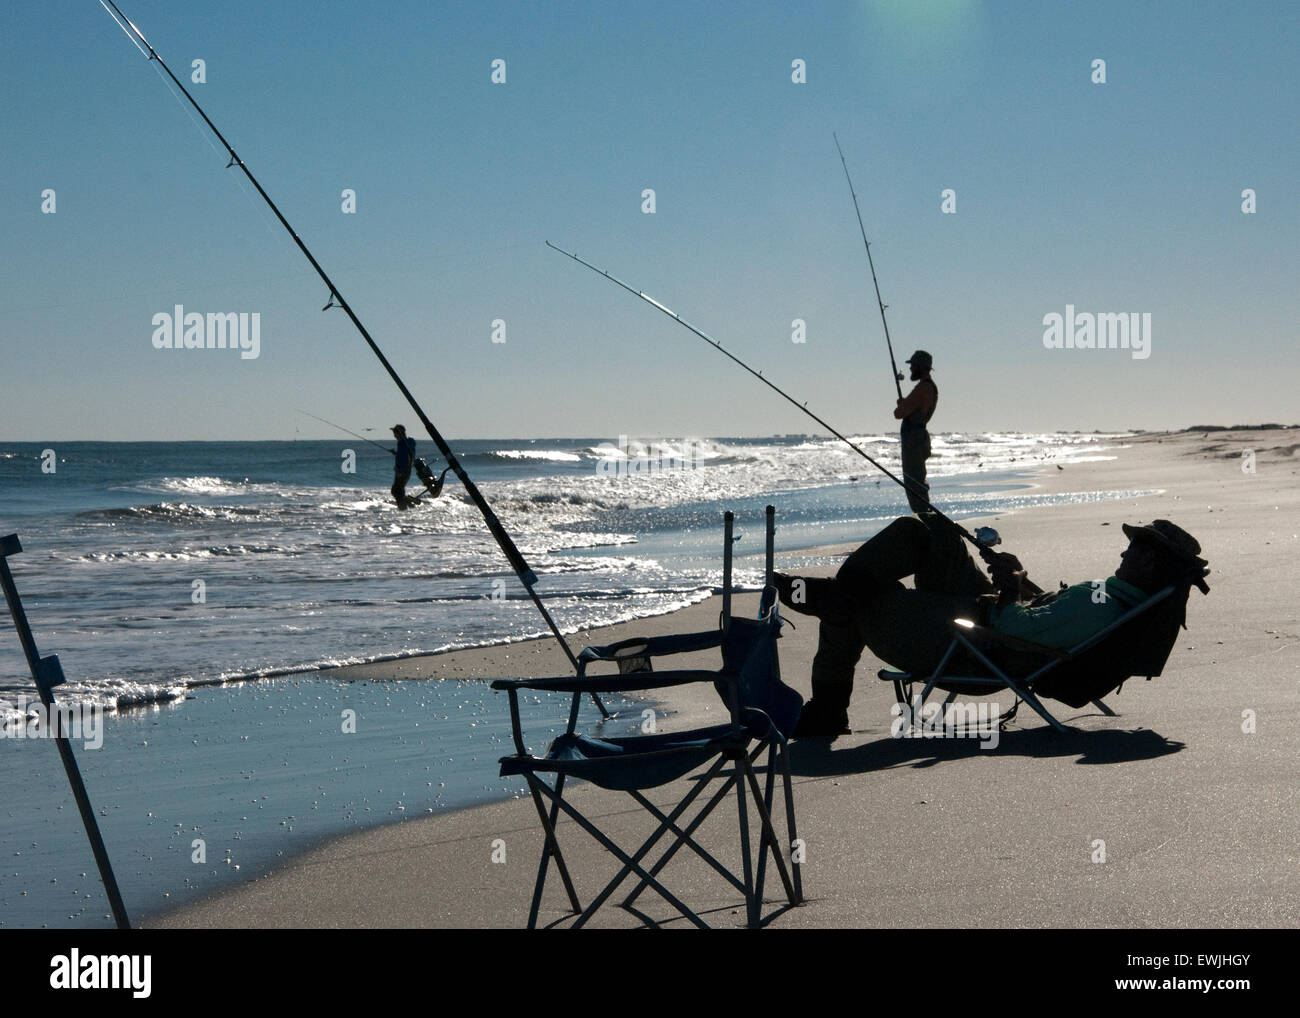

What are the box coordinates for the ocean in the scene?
[0,432,1143,926]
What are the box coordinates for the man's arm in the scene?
[893,386,925,420]
[893,380,936,421]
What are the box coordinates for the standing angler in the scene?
[894,350,937,514]
[390,424,417,509]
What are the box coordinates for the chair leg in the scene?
[564,754,733,928]
[1092,697,1118,716]
[626,783,747,899]
[734,750,758,928]
[778,739,803,902]
[953,635,1070,733]
[540,774,582,915]
[542,772,581,909]
[893,676,912,718]
[626,741,800,921]
[739,749,797,908]
[622,764,745,908]
[905,689,929,737]
[534,777,718,929]
[751,739,799,907]
[754,742,778,902]
[523,773,581,928]
[917,641,959,716]
[1014,687,1070,732]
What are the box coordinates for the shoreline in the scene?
[311,456,1132,685]
[2,434,1144,725]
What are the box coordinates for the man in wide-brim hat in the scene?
[1119,519,1210,594]
[776,514,1209,737]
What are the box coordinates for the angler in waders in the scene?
[387,421,449,507]
[893,350,937,514]
[389,423,449,509]
[390,424,418,509]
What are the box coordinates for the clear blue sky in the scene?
[2,0,1296,440]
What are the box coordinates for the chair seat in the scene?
[499,724,748,791]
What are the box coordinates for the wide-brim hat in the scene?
[1121,520,1209,592]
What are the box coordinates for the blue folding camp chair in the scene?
[879,568,1211,733]
[491,506,804,928]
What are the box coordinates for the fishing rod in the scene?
[100,2,604,699]
[546,241,998,556]
[833,133,904,401]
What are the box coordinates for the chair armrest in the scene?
[578,630,724,668]
[491,669,736,695]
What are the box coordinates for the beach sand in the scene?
[148,428,1300,928]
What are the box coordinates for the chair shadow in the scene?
[542,898,796,930]
[787,723,1185,777]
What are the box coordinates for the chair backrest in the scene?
[1031,582,1193,708]
[710,505,802,738]
[717,605,804,738]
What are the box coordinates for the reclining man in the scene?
[774,514,1208,737]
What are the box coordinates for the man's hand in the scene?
[980,548,1029,603]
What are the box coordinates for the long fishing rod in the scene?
[101,2,594,686]
[833,133,904,401]
[546,241,993,554]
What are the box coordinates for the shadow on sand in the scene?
[788,724,1184,777]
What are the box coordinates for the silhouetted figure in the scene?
[893,350,938,514]
[390,424,417,510]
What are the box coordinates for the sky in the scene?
[1,0,1296,441]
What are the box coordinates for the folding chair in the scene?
[491,506,804,929]
[879,568,1211,734]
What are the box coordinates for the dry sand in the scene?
[149,428,1300,928]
